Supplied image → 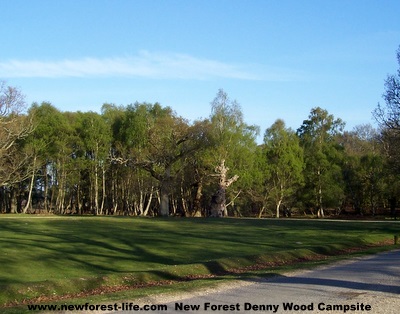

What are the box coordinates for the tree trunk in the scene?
[159,167,171,217]
[94,161,99,215]
[180,185,190,217]
[137,190,144,215]
[143,186,153,216]
[171,196,177,215]
[77,184,82,215]
[257,206,265,218]
[192,181,203,217]
[100,165,106,215]
[56,160,66,214]
[210,160,239,218]
[43,164,49,212]
[317,167,324,218]
[23,156,37,214]
[276,198,282,219]
[11,187,18,213]
[0,187,4,213]
[111,170,118,214]
[210,187,226,217]
[159,182,169,216]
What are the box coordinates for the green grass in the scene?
[0,215,399,308]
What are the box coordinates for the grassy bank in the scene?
[0,216,399,307]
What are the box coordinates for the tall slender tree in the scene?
[263,119,304,218]
[75,111,111,215]
[297,107,345,217]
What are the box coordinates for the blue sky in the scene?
[1,0,399,141]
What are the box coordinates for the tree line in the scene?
[1,47,400,218]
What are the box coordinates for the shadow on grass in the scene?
[0,216,399,306]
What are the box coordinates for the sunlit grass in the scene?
[0,216,398,306]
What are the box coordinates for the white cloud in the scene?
[0,51,267,80]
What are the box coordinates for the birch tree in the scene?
[297,107,345,217]
[263,119,304,218]
[76,111,111,215]
[112,103,205,216]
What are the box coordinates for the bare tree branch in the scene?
[0,81,34,186]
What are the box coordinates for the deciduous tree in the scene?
[0,82,34,187]
[374,45,400,132]
[297,107,345,217]
[263,119,304,218]
[208,89,259,217]
[112,103,206,216]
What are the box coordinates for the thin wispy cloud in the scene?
[0,51,300,81]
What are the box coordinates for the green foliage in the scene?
[206,89,260,215]
[340,124,388,215]
[297,107,346,214]
[2,86,400,217]
[263,119,304,217]
[209,89,259,164]
[29,103,70,155]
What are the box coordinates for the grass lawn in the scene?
[0,216,399,307]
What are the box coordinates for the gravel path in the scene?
[107,249,400,314]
